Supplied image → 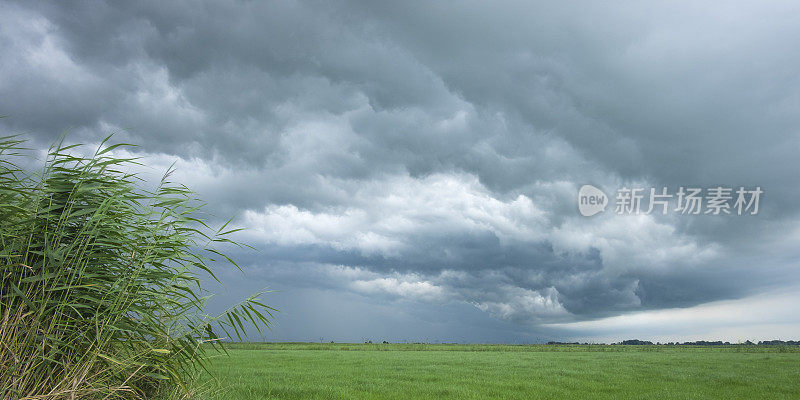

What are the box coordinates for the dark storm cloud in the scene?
[2,0,799,340]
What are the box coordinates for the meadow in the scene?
[202,343,800,399]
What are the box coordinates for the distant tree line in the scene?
[545,339,800,346]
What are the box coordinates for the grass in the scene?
[202,343,800,399]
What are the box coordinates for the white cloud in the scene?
[473,286,568,321]
[550,212,720,274]
[241,172,548,256]
[546,286,800,342]
[351,278,445,302]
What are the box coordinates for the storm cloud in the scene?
[2,0,799,342]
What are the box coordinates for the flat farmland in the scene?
[201,343,800,399]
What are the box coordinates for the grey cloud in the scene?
[2,0,799,341]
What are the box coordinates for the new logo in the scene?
[578,184,607,216]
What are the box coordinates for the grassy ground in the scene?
[200,343,800,399]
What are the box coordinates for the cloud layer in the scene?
[2,0,799,341]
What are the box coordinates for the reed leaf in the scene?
[0,136,272,399]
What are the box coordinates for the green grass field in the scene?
[201,343,800,399]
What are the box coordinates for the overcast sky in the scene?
[2,0,800,343]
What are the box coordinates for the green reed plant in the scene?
[0,135,274,399]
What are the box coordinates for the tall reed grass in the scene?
[0,135,273,399]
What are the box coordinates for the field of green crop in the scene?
[200,343,800,399]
